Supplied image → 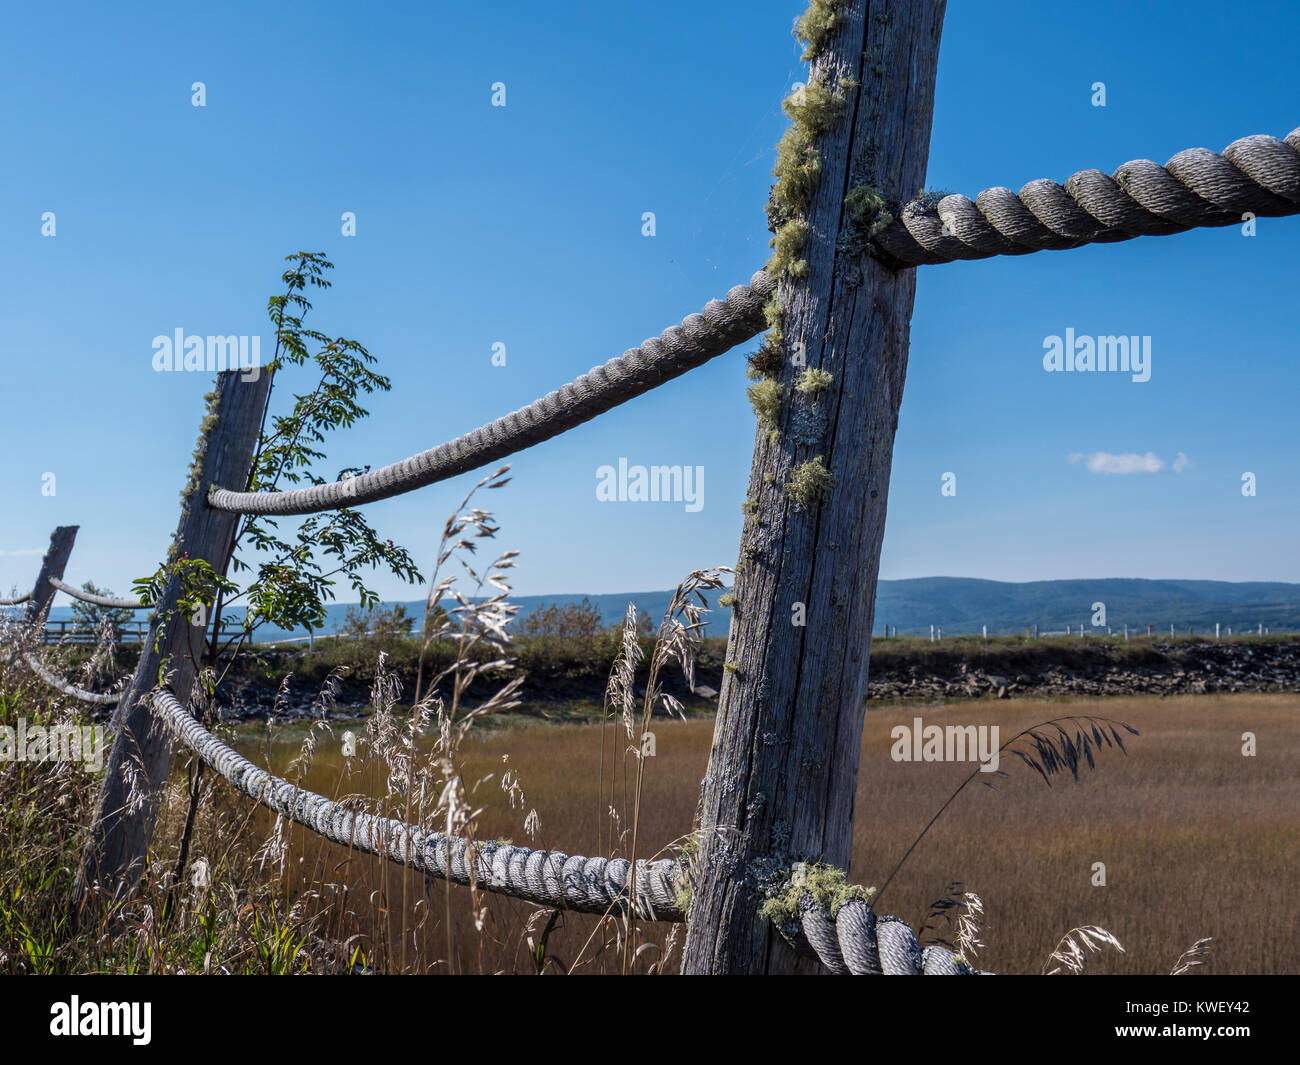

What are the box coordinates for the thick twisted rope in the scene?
[148,686,980,972]
[873,126,1300,266]
[47,577,153,610]
[22,651,123,705]
[208,273,776,516]
[149,686,683,919]
[205,128,1297,518]
[0,593,31,606]
[778,897,982,974]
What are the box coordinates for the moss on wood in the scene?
[793,0,848,62]
[758,861,876,923]
[746,378,782,426]
[795,367,833,395]
[768,218,810,280]
[785,455,833,510]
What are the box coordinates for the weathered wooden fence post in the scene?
[25,525,79,627]
[74,368,272,923]
[683,0,945,974]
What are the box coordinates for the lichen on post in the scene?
[683,0,947,974]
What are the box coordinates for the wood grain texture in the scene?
[74,369,273,923]
[683,0,946,974]
[25,526,78,625]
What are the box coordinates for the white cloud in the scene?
[1069,451,1165,475]
[1171,451,1192,473]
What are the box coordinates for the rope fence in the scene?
[1,578,153,611]
[6,120,1294,974]
[22,651,123,705]
[148,685,977,974]
[872,126,1300,266]
[6,562,985,972]
[46,577,154,610]
[208,272,776,516]
[200,126,1297,518]
[149,687,682,919]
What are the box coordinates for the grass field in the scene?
[232,691,1299,974]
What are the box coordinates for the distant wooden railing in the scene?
[41,619,151,645]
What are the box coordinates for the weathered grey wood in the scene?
[25,525,78,625]
[683,0,946,974]
[74,369,272,924]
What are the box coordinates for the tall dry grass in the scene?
[6,616,1296,972]
[0,466,721,974]
[2,474,1294,974]
[222,691,1297,974]
[855,693,1299,974]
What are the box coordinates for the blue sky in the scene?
[1,0,1297,603]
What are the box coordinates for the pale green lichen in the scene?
[183,390,221,503]
[724,661,740,674]
[780,77,848,140]
[762,297,784,346]
[766,76,850,236]
[795,367,833,395]
[673,833,701,916]
[741,497,759,518]
[759,2,857,413]
[769,127,822,229]
[785,455,833,510]
[844,183,894,243]
[746,378,782,426]
[758,861,877,923]
[768,218,810,279]
[170,387,222,562]
[764,65,850,278]
[718,592,737,608]
[794,0,847,61]
[914,186,953,212]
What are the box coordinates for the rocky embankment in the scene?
[863,639,1300,701]
[207,639,1300,720]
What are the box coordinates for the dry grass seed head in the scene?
[605,604,644,741]
[1043,925,1125,974]
[1170,937,1213,975]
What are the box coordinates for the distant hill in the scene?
[492,577,1300,637]
[23,577,1300,641]
[871,577,1300,635]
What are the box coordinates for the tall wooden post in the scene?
[74,369,272,923]
[683,0,945,974]
[25,525,79,629]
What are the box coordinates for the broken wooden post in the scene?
[25,525,79,629]
[683,0,946,974]
[74,368,272,924]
